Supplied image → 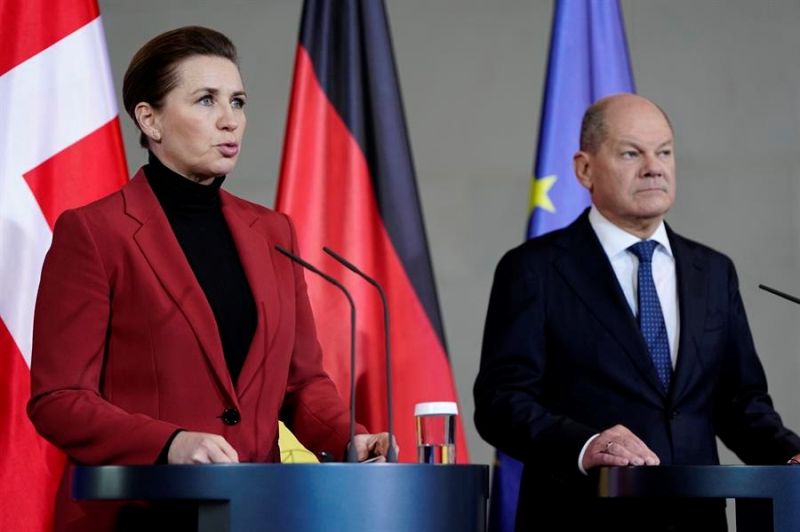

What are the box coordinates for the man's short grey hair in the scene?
[579,96,674,153]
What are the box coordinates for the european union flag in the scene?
[528,0,635,238]
[490,1,635,531]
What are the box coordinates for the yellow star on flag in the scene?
[529,175,557,213]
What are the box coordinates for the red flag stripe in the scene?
[0,3,128,530]
[278,46,469,462]
[0,0,98,77]
[25,118,129,229]
[0,319,65,532]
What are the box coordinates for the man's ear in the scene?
[573,151,593,192]
[135,102,162,143]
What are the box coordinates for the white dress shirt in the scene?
[576,205,680,473]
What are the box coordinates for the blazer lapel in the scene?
[553,212,668,398]
[123,170,237,403]
[668,226,708,402]
[220,193,281,395]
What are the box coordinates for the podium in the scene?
[599,465,800,532]
[72,464,489,532]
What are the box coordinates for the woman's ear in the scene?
[135,102,161,143]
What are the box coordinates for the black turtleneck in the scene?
[144,152,256,385]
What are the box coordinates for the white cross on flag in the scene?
[0,1,128,529]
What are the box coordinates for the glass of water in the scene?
[415,401,457,464]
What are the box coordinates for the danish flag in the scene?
[0,1,128,529]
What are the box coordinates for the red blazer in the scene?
[29,170,357,529]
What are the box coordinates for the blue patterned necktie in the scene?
[628,240,672,390]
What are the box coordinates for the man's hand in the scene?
[351,432,399,462]
[167,431,239,464]
[582,424,660,471]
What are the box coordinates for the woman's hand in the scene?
[167,431,239,464]
[351,432,399,462]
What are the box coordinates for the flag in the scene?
[489,1,635,530]
[0,1,129,529]
[276,0,468,463]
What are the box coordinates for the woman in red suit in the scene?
[28,26,393,531]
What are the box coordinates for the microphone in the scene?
[323,247,397,463]
[758,284,800,305]
[275,245,359,463]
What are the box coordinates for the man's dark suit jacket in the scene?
[474,209,800,531]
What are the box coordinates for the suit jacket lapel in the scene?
[553,212,668,398]
[220,192,281,396]
[668,226,708,402]
[123,170,237,404]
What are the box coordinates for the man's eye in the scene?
[659,149,672,157]
[621,151,638,159]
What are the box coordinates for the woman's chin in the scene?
[212,159,238,177]
[196,160,238,181]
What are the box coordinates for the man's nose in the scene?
[641,154,664,177]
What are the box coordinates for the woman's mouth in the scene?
[217,143,239,157]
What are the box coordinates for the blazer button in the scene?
[220,408,241,425]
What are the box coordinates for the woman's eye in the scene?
[198,95,213,106]
[232,97,246,109]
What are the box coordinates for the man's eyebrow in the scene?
[615,138,673,149]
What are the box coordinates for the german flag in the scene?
[276,0,468,463]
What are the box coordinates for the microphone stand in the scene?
[275,245,359,463]
[323,246,397,463]
[759,284,800,305]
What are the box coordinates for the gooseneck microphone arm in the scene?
[323,246,397,463]
[759,284,800,305]
[275,245,359,463]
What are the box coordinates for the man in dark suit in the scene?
[474,93,800,531]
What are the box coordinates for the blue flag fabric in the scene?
[527,0,635,237]
[489,2,635,531]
